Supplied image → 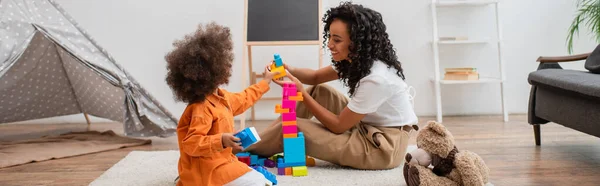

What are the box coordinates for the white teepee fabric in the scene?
[0,0,177,137]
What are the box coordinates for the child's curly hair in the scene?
[165,22,234,103]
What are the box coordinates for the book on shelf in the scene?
[445,67,477,72]
[443,67,479,81]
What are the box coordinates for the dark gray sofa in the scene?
[527,45,600,146]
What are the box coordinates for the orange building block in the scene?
[289,92,303,101]
[306,156,316,167]
[282,121,297,126]
[275,104,289,113]
[285,167,292,175]
[283,133,297,138]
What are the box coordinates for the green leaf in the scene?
[566,0,600,54]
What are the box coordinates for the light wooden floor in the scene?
[1,115,600,186]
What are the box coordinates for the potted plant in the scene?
[566,0,600,53]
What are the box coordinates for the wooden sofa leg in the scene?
[533,124,541,146]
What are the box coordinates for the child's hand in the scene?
[263,63,281,82]
[222,133,243,152]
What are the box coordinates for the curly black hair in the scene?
[322,2,405,97]
[165,22,234,103]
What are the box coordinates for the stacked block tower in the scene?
[271,53,309,177]
[235,54,315,181]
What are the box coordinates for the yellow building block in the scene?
[283,133,297,138]
[289,92,303,101]
[282,121,297,126]
[275,104,289,113]
[292,166,308,177]
[270,63,287,79]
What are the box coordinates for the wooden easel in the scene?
[240,0,324,129]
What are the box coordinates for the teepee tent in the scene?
[0,0,177,137]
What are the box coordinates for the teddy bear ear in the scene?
[427,121,447,137]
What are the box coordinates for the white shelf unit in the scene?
[430,0,508,122]
[436,39,491,44]
[436,0,498,7]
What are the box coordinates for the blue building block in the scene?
[274,53,283,67]
[235,152,250,157]
[250,155,258,165]
[258,158,266,166]
[251,165,278,185]
[277,157,305,168]
[234,127,261,149]
[283,132,306,165]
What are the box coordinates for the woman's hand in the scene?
[264,60,305,92]
[282,63,295,74]
[274,72,306,95]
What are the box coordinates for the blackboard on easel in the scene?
[247,0,320,42]
[240,0,323,127]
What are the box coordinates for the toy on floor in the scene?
[269,53,287,79]
[235,81,315,177]
[403,121,490,186]
[234,127,261,149]
[251,165,278,185]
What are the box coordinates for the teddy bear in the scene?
[403,121,489,186]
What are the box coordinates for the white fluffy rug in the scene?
[90,146,416,186]
[90,145,493,186]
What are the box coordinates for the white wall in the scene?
[18,0,597,123]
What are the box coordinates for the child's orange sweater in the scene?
[176,80,270,186]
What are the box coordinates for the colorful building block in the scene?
[282,112,296,121]
[236,152,250,157]
[238,156,250,165]
[251,165,278,185]
[292,166,308,177]
[275,104,289,113]
[281,100,296,112]
[278,167,286,175]
[282,125,297,134]
[283,133,297,138]
[274,53,283,67]
[285,167,292,175]
[270,65,286,79]
[257,158,265,166]
[276,157,304,168]
[264,159,276,168]
[234,127,261,149]
[282,121,296,126]
[306,157,316,167]
[283,132,306,165]
[250,155,258,165]
[288,92,303,101]
[283,83,297,97]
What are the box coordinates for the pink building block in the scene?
[283,83,297,97]
[281,100,296,112]
[282,125,297,134]
[282,112,296,121]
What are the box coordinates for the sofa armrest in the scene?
[537,52,591,63]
